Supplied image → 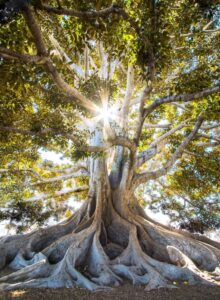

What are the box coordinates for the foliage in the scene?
[0,0,219,232]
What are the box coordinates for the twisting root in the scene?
[123,201,220,272]
[0,201,90,270]
[0,188,219,292]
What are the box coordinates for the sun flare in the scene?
[96,104,119,123]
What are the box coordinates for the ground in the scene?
[0,285,220,300]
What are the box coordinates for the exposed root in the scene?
[123,203,220,272]
[0,259,51,283]
[0,190,219,292]
[0,201,89,270]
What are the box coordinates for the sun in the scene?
[97,105,112,121]
[96,104,118,123]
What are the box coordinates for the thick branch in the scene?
[121,65,134,128]
[135,146,157,169]
[0,47,46,64]
[81,136,136,154]
[32,169,89,186]
[26,186,89,202]
[37,3,118,18]
[143,84,220,120]
[134,87,152,144]
[21,5,98,112]
[136,119,191,168]
[133,117,203,187]
[142,123,171,129]
[49,35,85,78]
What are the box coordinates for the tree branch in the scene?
[133,117,203,187]
[81,135,136,154]
[196,141,220,148]
[142,123,171,129]
[49,35,85,78]
[143,84,220,120]
[32,169,89,186]
[39,162,88,174]
[0,47,47,64]
[170,20,219,38]
[37,3,118,18]
[134,87,152,144]
[128,121,172,130]
[201,123,220,131]
[98,42,109,80]
[0,168,44,181]
[136,119,191,168]
[197,133,220,143]
[21,5,98,112]
[26,186,89,202]
[0,167,89,184]
[135,146,157,169]
[121,64,134,129]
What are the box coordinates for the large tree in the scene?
[0,0,220,291]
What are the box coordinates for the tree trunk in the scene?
[0,158,220,291]
[0,124,220,291]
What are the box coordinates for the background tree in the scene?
[0,0,220,291]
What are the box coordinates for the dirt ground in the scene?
[1,285,220,300]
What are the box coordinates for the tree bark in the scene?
[0,158,220,291]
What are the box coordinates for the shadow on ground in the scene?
[1,285,220,300]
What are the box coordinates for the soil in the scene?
[0,284,220,300]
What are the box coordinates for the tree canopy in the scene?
[0,0,219,233]
[0,0,220,293]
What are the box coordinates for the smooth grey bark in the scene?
[0,142,220,291]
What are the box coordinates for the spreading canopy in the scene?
[0,0,219,231]
[0,1,220,292]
